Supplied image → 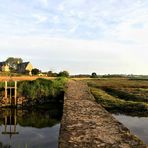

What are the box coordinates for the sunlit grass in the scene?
[90,87,148,116]
[87,78,148,116]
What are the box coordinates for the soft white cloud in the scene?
[52,16,60,24]
[0,35,147,74]
[0,0,148,74]
[32,14,48,24]
[38,0,49,7]
[107,2,148,44]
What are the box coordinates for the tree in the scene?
[91,72,98,78]
[32,68,40,75]
[47,71,58,77]
[47,71,53,77]
[6,57,23,70]
[58,71,69,77]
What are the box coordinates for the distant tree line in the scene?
[31,69,70,78]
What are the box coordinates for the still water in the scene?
[113,114,148,144]
[0,105,62,148]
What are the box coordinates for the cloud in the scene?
[32,14,48,24]
[0,0,148,74]
[108,11,148,45]
[0,0,148,40]
[0,35,148,74]
[38,0,49,7]
[52,15,60,24]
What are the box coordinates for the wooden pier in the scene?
[3,81,17,106]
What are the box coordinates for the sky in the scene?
[0,0,148,74]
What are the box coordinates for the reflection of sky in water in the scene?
[113,114,148,144]
[0,124,60,148]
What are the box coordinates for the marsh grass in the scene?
[90,87,148,116]
[17,77,68,104]
[101,87,148,103]
[87,78,148,88]
[87,78,148,116]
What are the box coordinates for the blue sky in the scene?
[0,0,148,74]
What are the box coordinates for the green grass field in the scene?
[86,78,148,116]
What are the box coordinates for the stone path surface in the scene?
[59,80,147,148]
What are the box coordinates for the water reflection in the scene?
[113,114,148,144]
[2,109,19,140]
[0,104,62,148]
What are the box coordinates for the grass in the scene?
[87,78,148,116]
[87,78,148,88]
[17,77,68,103]
[0,77,68,106]
[101,87,148,103]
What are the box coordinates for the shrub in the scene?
[58,71,69,77]
[17,78,68,104]
[32,68,40,75]
[91,72,98,78]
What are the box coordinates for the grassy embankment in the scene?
[87,78,148,116]
[0,77,68,107]
[0,77,67,126]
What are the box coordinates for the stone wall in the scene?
[59,80,147,148]
[0,97,26,107]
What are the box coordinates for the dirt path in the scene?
[59,80,147,148]
[0,76,55,81]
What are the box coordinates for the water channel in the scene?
[0,103,62,148]
[113,114,148,144]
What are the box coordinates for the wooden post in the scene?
[4,80,18,106]
[14,81,17,106]
[5,81,7,99]
[10,87,11,105]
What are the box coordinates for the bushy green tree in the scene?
[91,72,98,78]
[6,57,23,70]
[32,68,40,75]
[47,71,58,77]
[58,71,69,77]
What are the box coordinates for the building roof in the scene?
[17,62,30,69]
[0,62,6,67]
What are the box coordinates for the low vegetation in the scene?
[87,78,148,116]
[101,87,148,103]
[0,77,68,108]
[17,77,68,105]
